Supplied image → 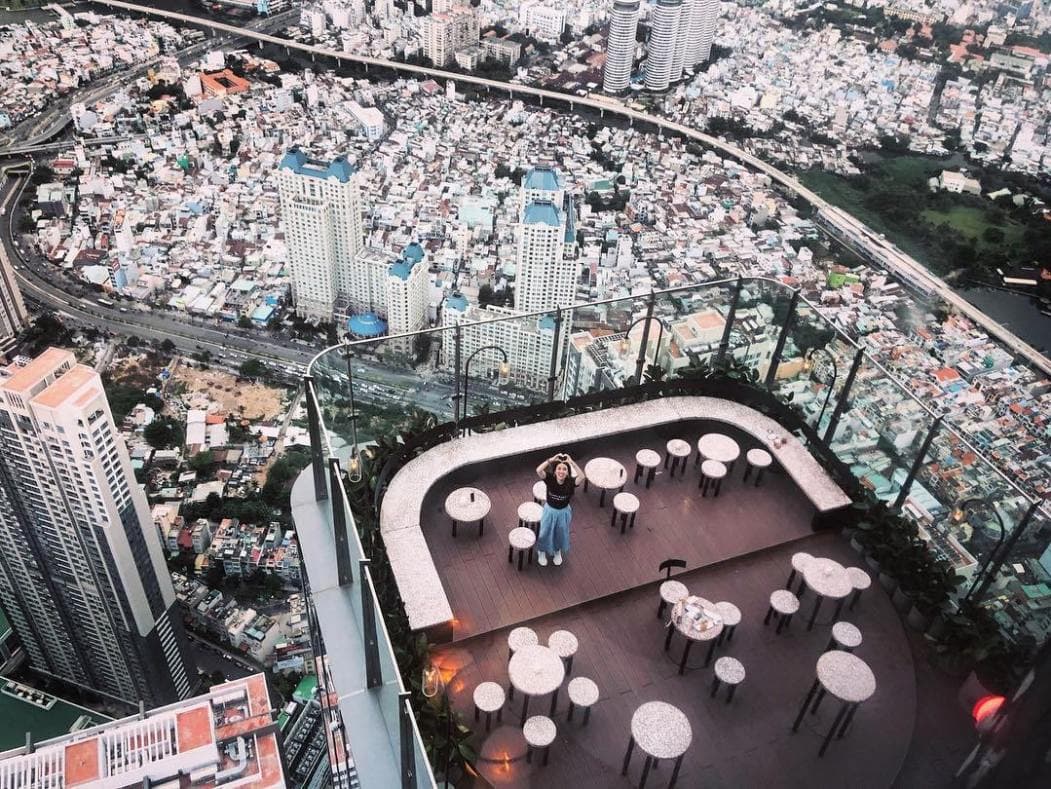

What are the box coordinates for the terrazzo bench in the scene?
[380,396,852,642]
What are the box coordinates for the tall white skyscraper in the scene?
[420,6,479,67]
[277,147,364,323]
[683,0,719,69]
[0,242,27,357]
[386,242,429,335]
[0,348,196,707]
[644,0,683,91]
[519,166,566,213]
[603,0,641,93]
[516,200,575,314]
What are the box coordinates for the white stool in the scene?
[764,589,800,634]
[548,629,579,676]
[507,626,538,662]
[787,551,813,594]
[566,677,599,725]
[610,491,639,534]
[664,439,691,478]
[634,448,661,488]
[532,480,547,504]
[713,601,742,644]
[826,621,863,653]
[524,715,557,766]
[846,567,871,610]
[518,501,543,533]
[699,460,727,497]
[710,657,745,703]
[743,448,773,486]
[508,527,536,571]
[657,579,688,620]
[473,681,505,731]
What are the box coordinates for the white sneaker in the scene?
[553,551,563,566]
[537,552,548,566]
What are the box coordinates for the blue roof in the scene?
[347,312,387,337]
[523,166,563,192]
[446,292,468,312]
[279,146,355,183]
[390,243,426,280]
[403,242,425,263]
[537,315,557,331]
[523,201,562,227]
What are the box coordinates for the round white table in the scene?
[802,557,854,631]
[508,644,566,724]
[634,448,662,488]
[664,595,724,675]
[792,651,876,757]
[584,457,626,507]
[621,701,692,787]
[696,433,741,472]
[444,487,490,538]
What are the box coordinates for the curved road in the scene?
[75,0,1049,376]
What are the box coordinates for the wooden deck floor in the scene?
[432,533,928,789]
[420,421,819,642]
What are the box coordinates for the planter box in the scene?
[878,571,898,593]
[892,586,912,613]
[906,604,932,631]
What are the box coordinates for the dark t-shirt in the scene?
[545,472,576,509]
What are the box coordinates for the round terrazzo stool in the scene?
[507,527,536,571]
[524,715,557,767]
[611,492,640,534]
[710,657,745,704]
[566,677,599,725]
[518,501,543,534]
[713,601,742,645]
[743,448,773,486]
[473,682,505,732]
[634,448,661,488]
[657,579,688,621]
[698,460,727,497]
[532,480,547,505]
[826,621,863,653]
[846,567,872,610]
[787,551,813,595]
[764,589,800,635]
[507,625,538,678]
[664,439,691,478]
[548,629,579,677]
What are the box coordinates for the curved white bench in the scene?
[380,396,851,636]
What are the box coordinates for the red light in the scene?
[971,695,1004,725]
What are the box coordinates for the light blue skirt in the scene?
[538,503,572,555]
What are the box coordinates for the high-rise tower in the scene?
[277,147,363,323]
[0,349,196,706]
[602,0,641,93]
[515,200,574,314]
[0,237,27,357]
[683,0,719,69]
[644,0,683,92]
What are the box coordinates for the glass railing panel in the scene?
[563,293,651,396]
[365,564,408,760]
[825,361,937,506]
[408,696,439,788]
[650,280,739,380]
[987,505,1051,644]
[735,278,791,381]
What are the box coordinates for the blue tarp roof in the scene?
[279,146,355,183]
[523,201,561,227]
[347,312,387,337]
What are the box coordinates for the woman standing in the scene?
[535,452,583,566]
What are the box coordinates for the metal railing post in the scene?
[359,559,382,688]
[304,377,329,503]
[764,290,799,389]
[547,306,564,401]
[716,277,744,366]
[634,292,657,386]
[451,324,462,433]
[969,500,1040,605]
[399,692,416,789]
[328,459,354,587]
[893,415,943,510]
[822,347,865,445]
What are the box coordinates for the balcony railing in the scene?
[301,276,1049,778]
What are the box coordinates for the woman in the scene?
[535,452,583,566]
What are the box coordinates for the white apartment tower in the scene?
[386,243,429,335]
[683,0,719,69]
[603,0,641,93]
[644,0,683,91]
[277,147,364,323]
[0,243,28,356]
[420,6,479,67]
[516,200,575,314]
[0,349,196,707]
[519,165,566,213]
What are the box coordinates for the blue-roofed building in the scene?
[520,165,565,212]
[445,292,469,314]
[348,312,388,338]
[523,201,562,227]
[386,244,430,334]
[278,146,356,183]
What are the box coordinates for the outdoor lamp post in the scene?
[342,342,363,483]
[952,497,1007,607]
[462,345,510,422]
[803,347,839,430]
